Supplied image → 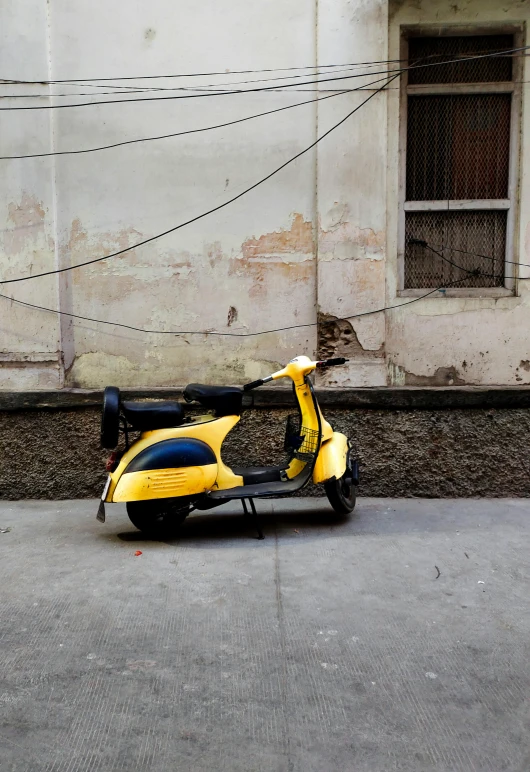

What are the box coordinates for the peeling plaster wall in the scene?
[317,0,389,387]
[386,0,530,386]
[0,0,529,391]
[1,0,319,389]
[49,0,322,388]
[0,3,62,388]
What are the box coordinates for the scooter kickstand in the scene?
[241,498,264,540]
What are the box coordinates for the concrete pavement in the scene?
[0,497,529,771]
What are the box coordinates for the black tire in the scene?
[324,452,357,515]
[101,386,121,449]
[126,497,191,537]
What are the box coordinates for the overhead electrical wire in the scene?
[0,47,523,162]
[0,279,470,338]
[2,48,528,338]
[0,73,399,285]
[5,46,523,98]
[412,239,530,272]
[0,66,388,98]
[0,88,353,160]
[0,46,527,110]
[0,57,408,85]
[3,45,525,86]
[409,239,491,277]
[0,66,408,110]
[0,244,521,338]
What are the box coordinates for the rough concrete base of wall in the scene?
[1,406,529,499]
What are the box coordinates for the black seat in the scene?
[184,384,243,417]
[121,400,185,431]
[232,466,284,485]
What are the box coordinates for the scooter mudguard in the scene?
[313,432,349,484]
[111,438,218,502]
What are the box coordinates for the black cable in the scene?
[0,46,526,111]
[0,65,386,98]
[0,279,468,338]
[0,65,405,110]
[408,239,486,277]
[8,50,521,97]
[0,88,352,160]
[0,85,387,100]
[0,74,399,285]
[408,239,530,288]
[0,58,408,85]
[417,239,530,272]
[4,44,524,85]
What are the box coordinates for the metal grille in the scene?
[408,35,514,84]
[293,427,320,462]
[285,415,320,463]
[407,94,511,200]
[404,211,506,288]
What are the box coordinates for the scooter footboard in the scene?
[111,438,218,502]
[313,432,349,484]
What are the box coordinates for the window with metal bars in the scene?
[401,31,521,292]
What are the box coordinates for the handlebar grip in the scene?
[316,357,348,367]
[243,378,264,391]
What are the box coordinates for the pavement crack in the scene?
[274,525,293,772]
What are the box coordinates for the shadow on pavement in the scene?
[115,506,349,546]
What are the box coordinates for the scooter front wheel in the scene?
[126,497,191,537]
[324,455,357,516]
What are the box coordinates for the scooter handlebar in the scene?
[243,359,347,389]
[243,374,274,391]
[243,378,264,391]
[316,358,348,367]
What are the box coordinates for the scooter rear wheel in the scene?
[126,498,191,537]
[324,453,357,515]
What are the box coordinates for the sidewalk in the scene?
[1,497,529,771]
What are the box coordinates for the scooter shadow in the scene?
[116,504,349,547]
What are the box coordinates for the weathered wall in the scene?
[0,2,63,388]
[1,405,530,500]
[1,0,321,388]
[386,0,530,386]
[0,0,528,391]
[316,0,389,388]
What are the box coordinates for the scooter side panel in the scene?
[112,463,218,502]
[312,432,348,484]
[105,415,243,502]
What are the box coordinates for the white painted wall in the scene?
[0,0,528,389]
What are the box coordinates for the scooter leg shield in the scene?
[112,464,218,502]
[111,437,218,502]
[313,432,349,484]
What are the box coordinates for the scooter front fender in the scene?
[313,432,349,484]
[110,438,218,502]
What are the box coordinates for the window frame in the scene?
[397,24,524,298]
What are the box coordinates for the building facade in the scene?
[0,0,529,392]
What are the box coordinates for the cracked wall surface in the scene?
[386,0,530,387]
[0,0,529,391]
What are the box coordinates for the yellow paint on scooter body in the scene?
[313,432,349,484]
[106,356,348,504]
[107,414,242,503]
[112,464,219,503]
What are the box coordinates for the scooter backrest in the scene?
[101,386,121,449]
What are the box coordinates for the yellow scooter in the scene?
[97,355,359,538]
